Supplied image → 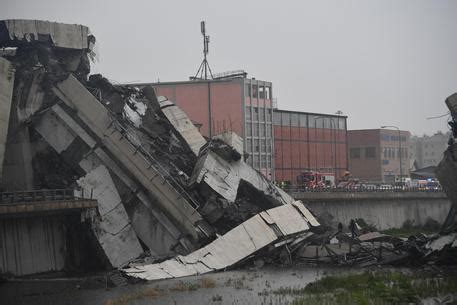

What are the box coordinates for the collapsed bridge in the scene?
[0,19,319,277]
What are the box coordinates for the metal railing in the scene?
[108,114,201,210]
[281,186,444,194]
[0,189,83,204]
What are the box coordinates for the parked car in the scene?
[363,184,377,191]
[378,184,393,191]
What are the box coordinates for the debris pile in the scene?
[0,19,319,273]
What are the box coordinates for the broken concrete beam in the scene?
[213,131,244,158]
[123,202,316,281]
[34,104,195,256]
[150,94,207,156]
[77,165,143,267]
[190,151,240,203]
[51,75,212,241]
[0,57,14,185]
[34,111,76,153]
[190,149,297,206]
[0,19,93,50]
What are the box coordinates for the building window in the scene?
[266,124,272,137]
[266,139,272,152]
[245,107,251,121]
[260,139,266,152]
[253,107,259,121]
[323,118,331,129]
[260,125,265,137]
[338,118,346,130]
[291,113,299,127]
[252,85,258,98]
[259,86,265,99]
[245,124,252,136]
[350,148,361,159]
[245,84,251,97]
[383,148,387,159]
[259,107,265,122]
[381,134,390,141]
[266,109,272,122]
[266,86,271,100]
[308,115,316,128]
[365,147,376,158]
[273,112,281,125]
[246,139,252,152]
[281,112,290,126]
[254,139,259,152]
[300,114,307,127]
[253,124,259,137]
[253,155,260,168]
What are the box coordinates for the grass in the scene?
[382,227,438,238]
[272,270,457,305]
[382,218,441,238]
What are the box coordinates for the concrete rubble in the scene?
[1,18,457,281]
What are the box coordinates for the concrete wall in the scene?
[293,192,451,230]
[0,215,66,276]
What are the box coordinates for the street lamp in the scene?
[315,116,337,178]
[381,125,403,184]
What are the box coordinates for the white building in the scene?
[409,131,450,169]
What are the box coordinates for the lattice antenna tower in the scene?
[194,21,214,80]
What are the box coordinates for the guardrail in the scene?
[281,186,444,193]
[0,189,89,204]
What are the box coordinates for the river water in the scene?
[2,266,456,305]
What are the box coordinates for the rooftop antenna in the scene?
[193,20,214,80]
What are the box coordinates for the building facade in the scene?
[348,129,410,182]
[131,76,348,182]
[134,77,274,177]
[273,110,348,184]
[409,131,450,170]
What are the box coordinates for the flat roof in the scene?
[124,77,272,87]
[274,108,348,119]
[348,129,410,133]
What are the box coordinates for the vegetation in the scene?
[382,218,441,238]
[272,270,457,305]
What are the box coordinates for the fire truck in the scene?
[297,171,336,189]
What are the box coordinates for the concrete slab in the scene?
[1,19,91,50]
[156,95,207,156]
[77,165,143,267]
[0,57,14,184]
[34,111,76,153]
[52,75,209,240]
[124,203,313,281]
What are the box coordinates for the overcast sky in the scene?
[3,0,457,135]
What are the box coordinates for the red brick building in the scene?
[273,110,348,184]
[348,129,410,182]
[130,76,348,183]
